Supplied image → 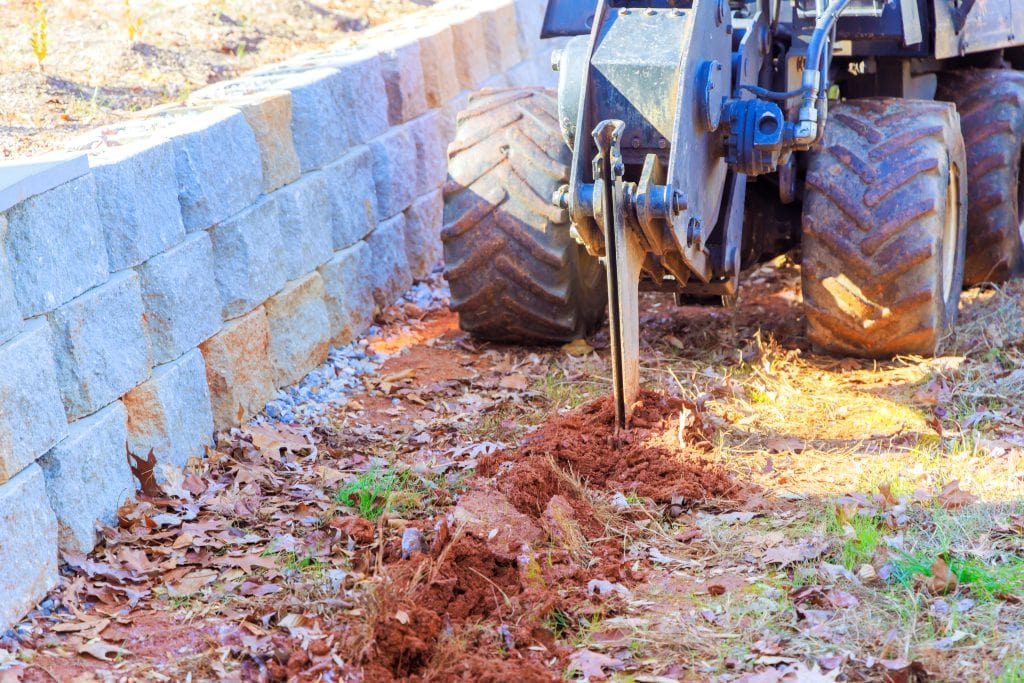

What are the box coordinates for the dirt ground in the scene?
[3,262,1024,682]
[0,0,436,159]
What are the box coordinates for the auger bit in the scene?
[592,120,644,430]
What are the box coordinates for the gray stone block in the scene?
[3,173,109,317]
[169,107,264,232]
[0,464,58,630]
[323,146,378,249]
[48,271,152,421]
[0,216,22,346]
[271,172,334,280]
[138,232,223,365]
[366,214,413,308]
[265,272,331,388]
[124,349,214,473]
[89,138,186,270]
[375,39,428,125]
[0,321,68,484]
[506,57,549,89]
[482,3,522,73]
[38,401,132,555]
[514,0,547,58]
[209,199,288,320]
[276,68,351,172]
[409,111,449,196]
[188,68,350,172]
[370,126,419,220]
[329,51,391,145]
[404,190,444,280]
[319,242,376,345]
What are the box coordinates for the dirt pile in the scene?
[360,391,750,681]
[480,390,745,514]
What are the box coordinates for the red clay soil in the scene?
[360,391,751,682]
[480,390,747,516]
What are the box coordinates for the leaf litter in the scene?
[3,266,1024,682]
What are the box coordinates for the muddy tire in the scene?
[937,69,1024,285]
[442,88,607,344]
[801,99,967,357]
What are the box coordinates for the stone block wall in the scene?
[0,0,561,628]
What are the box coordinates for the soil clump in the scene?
[480,390,746,515]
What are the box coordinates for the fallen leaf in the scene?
[569,649,625,680]
[915,557,958,595]
[76,639,131,662]
[562,338,594,356]
[245,423,314,453]
[766,436,805,454]
[938,481,976,509]
[498,374,528,390]
[127,448,160,498]
[763,539,827,567]
[166,568,218,597]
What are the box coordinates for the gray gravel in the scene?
[259,269,450,426]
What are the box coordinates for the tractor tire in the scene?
[937,68,1024,284]
[801,99,967,357]
[442,88,606,344]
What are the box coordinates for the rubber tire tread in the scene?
[937,68,1024,284]
[442,87,606,344]
[801,98,967,357]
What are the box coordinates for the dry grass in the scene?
[561,270,1024,681]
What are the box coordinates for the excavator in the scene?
[442,0,1024,426]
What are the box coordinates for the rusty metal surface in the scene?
[934,0,1019,59]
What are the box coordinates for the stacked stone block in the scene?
[0,0,556,629]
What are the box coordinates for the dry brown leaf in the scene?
[764,539,826,567]
[498,373,528,390]
[76,639,131,662]
[166,568,218,597]
[569,649,625,680]
[245,423,314,453]
[916,557,959,595]
[766,436,805,454]
[938,481,977,509]
[562,338,594,356]
[127,448,160,498]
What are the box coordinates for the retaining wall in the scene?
[0,0,561,628]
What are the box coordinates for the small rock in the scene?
[497,624,515,651]
[587,579,630,597]
[401,527,424,559]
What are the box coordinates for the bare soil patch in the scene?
[0,0,436,159]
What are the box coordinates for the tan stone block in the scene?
[482,3,521,73]
[231,91,302,194]
[417,24,460,108]
[264,272,331,389]
[199,307,276,431]
[448,12,490,90]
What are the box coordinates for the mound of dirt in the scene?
[480,390,745,516]
[360,391,750,681]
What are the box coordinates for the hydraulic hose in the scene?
[801,0,851,111]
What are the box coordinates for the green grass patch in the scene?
[336,468,465,521]
[825,507,883,570]
[889,553,1024,599]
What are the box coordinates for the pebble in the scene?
[401,527,424,559]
